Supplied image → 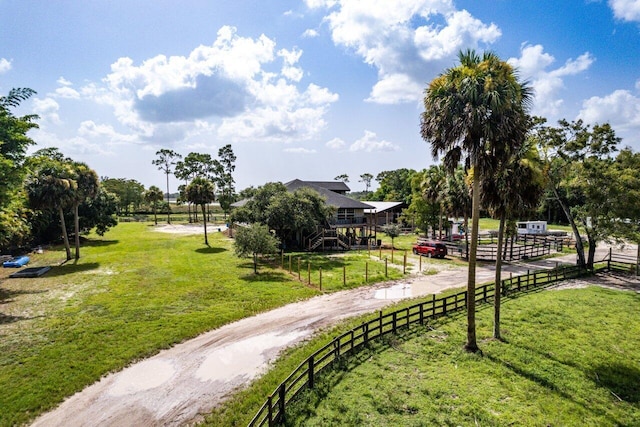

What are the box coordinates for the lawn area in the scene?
[0,222,404,426]
[283,286,640,426]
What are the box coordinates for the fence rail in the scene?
[248,257,634,426]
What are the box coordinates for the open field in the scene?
[284,282,640,426]
[0,222,404,426]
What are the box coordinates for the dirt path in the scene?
[30,245,636,426]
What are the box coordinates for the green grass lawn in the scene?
[283,286,640,426]
[0,222,405,426]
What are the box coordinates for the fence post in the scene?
[432,294,436,318]
[308,262,311,285]
[391,247,394,263]
[364,322,369,345]
[288,255,292,273]
[385,258,388,278]
[308,356,314,389]
[419,255,422,272]
[319,267,322,291]
[403,253,407,274]
[278,383,286,424]
[483,285,487,302]
[379,310,383,334]
[298,258,301,280]
[267,394,273,427]
[392,311,397,334]
[343,266,346,287]
[365,262,369,282]
[419,302,424,325]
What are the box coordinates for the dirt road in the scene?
[30,244,634,426]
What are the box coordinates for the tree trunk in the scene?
[201,204,208,246]
[464,213,469,260]
[493,211,506,340]
[74,203,80,260]
[59,207,72,261]
[253,253,258,274]
[587,234,596,270]
[552,186,586,267]
[153,203,158,225]
[465,173,480,353]
[165,172,171,224]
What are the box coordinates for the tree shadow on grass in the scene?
[0,287,48,304]
[81,239,119,247]
[195,247,227,254]
[44,262,100,277]
[593,362,640,403]
[240,270,290,283]
[0,312,33,324]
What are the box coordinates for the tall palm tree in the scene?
[186,177,215,245]
[26,161,77,261]
[71,162,99,259]
[152,149,182,224]
[144,185,164,225]
[421,49,532,352]
[422,165,447,239]
[481,139,546,340]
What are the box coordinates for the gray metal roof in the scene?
[284,180,373,209]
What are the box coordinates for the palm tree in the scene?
[186,177,215,245]
[421,49,532,352]
[480,139,546,340]
[422,165,447,239]
[25,161,77,261]
[443,166,472,251]
[152,149,182,224]
[71,162,99,259]
[144,185,164,225]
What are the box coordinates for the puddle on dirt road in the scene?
[374,283,412,300]
[109,359,175,396]
[195,330,309,382]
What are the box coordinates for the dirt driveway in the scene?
[30,243,637,426]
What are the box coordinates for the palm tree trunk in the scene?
[464,213,469,260]
[465,173,480,353]
[166,172,171,224]
[201,204,208,246]
[59,207,72,261]
[493,211,506,340]
[74,203,80,260]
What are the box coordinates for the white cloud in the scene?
[578,90,640,133]
[348,130,399,152]
[78,120,138,144]
[309,0,501,104]
[326,137,346,149]
[284,147,317,154]
[54,86,81,99]
[278,48,304,82]
[509,44,594,117]
[81,26,337,144]
[57,76,73,86]
[0,58,12,73]
[366,73,423,104]
[32,97,61,124]
[302,29,319,38]
[608,0,640,22]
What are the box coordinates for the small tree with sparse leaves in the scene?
[234,224,280,274]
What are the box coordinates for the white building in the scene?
[517,221,547,235]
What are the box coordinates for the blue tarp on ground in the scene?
[3,256,30,268]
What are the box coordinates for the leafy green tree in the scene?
[536,119,620,269]
[382,223,401,248]
[402,169,439,235]
[144,185,164,225]
[234,223,280,273]
[442,166,472,248]
[152,149,182,224]
[186,177,216,245]
[25,160,77,260]
[421,165,448,239]
[71,162,100,259]
[77,187,118,236]
[0,88,38,250]
[101,178,145,215]
[231,183,333,248]
[371,168,415,204]
[421,49,532,352]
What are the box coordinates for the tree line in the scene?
[0,89,117,259]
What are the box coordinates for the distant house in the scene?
[363,201,407,227]
[231,179,378,250]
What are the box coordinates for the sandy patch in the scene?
[151,224,227,235]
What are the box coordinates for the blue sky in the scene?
[2,0,639,192]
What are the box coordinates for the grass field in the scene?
[283,286,640,426]
[0,222,405,426]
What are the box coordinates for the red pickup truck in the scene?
[412,241,448,258]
